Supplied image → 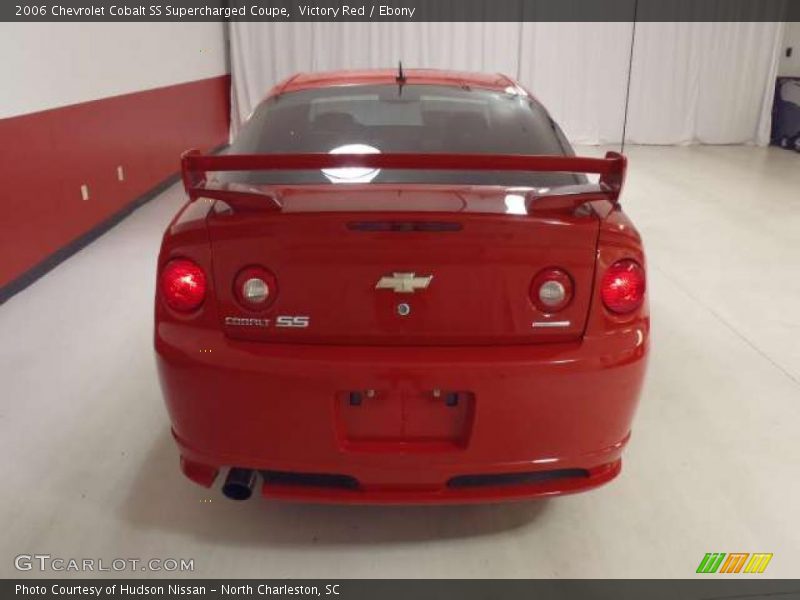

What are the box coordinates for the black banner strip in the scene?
[4,580,800,600]
[3,0,800,22]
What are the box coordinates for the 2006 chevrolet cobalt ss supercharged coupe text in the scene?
[155,68,649,503]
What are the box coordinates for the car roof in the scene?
[268,69,520,97]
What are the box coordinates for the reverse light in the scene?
[234,266,278,310]
[530,268,574,313]
[160,258,206,312]
[601,259,646,314]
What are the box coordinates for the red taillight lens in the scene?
[530,268,574,312]
[234,266,278,310]
[601,259,646,314]
[160,259,206,312]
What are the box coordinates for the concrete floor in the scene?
[1,145,799,578]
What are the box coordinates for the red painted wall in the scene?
[0,74,230,289]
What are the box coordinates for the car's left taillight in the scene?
[160,258,207,312]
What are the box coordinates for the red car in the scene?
[155,69,649,504]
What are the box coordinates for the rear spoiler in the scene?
[181,150,627,213]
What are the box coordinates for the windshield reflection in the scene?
[322,143,381,183]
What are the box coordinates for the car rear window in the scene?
[221,84,582,187]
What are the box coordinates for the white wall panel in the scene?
[627,22,784,145]
[0,22,228,119]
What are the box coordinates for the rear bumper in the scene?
[156,321,648,504]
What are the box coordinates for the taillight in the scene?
[530,268,574,312]
[160,258,206,312]
[601,259,646,314]
[234,266,278,310]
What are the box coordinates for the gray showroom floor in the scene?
[1,145,799,578]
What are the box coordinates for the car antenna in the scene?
[620,0,638,153]
[396,61,406,96]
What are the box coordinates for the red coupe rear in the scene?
[155,69,649,503]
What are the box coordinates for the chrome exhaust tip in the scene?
[221,467,257,501]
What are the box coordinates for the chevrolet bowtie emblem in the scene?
[375,272,433,294]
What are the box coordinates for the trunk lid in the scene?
[207,184,600,345]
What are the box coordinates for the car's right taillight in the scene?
[160,258,207,312]
[601,259,646,314]
[234,266,278,310]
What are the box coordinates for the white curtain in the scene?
[625,22,785,145]
[230,21,784,145]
